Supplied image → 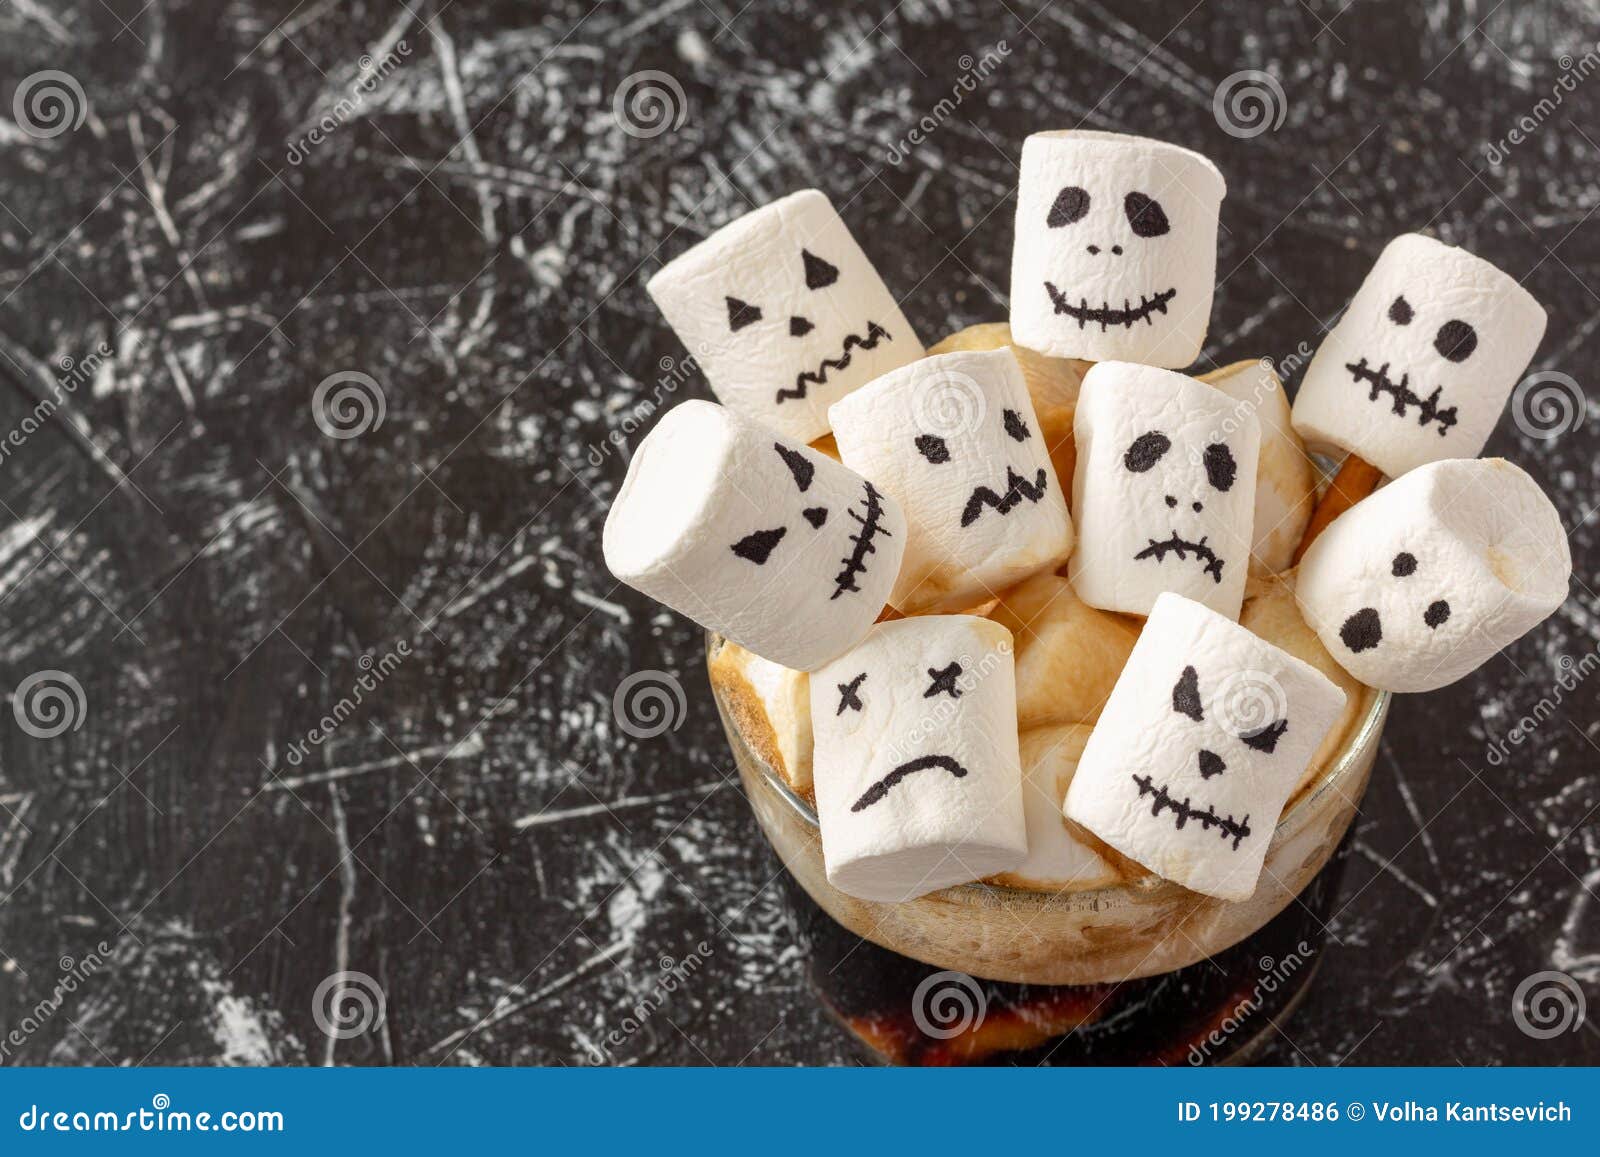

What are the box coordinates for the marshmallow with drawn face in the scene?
[1064,593,1347,901]
[603,400,907,671]
[1295,458,1570,693]
[1070,362,1260,619]
[1011,130,1226,367]
[810,616,1027,902]
[829,348,1074,614]
[646,190,923,442]
[1291,234,1547,478]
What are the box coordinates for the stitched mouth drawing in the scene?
[1346,357,1458,436]
[960,467,1048,527]
[1132,773,1252,851]
[1134,533,1224,583]
[832,480,893,601]
[1044,283,1177,331]
[775,321,892,404]
[851,754,969,812]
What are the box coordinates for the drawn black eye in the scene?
[1391,552,1417,577]
[836,672,866,715]
[802,249,839,290]
[1388,295,1414,325]
[726,296,762,332]
[1203,443,1238,491]
[915,434,950,463]
[1003,409,1031,442]
[1047,186,1090,227]
[1434,320,1477,362]
[1172,665,1203,721]
[1424,599,1451,628]
[773,443,815,491]
[1124,431,1171,472]
[1241,720,1288,754]
[1124,192,1170,238]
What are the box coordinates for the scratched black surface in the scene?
[0,0,1596,1067]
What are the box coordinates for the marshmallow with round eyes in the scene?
[1064,593,1347,902]
[646,189,923,443]
[1011,130,1227,367]
[1291,234,1547,479]
[1069,362,1260,619]
[810,615,1027,902]
[603,400,907,671]
[1295,458,1570,693]
[829,348,1074,614]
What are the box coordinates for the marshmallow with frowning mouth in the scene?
[603,400,907,671]
[646,189,923,443]
[1294,458,1570,693]
[1291,234,1547,479]
[1011,130,1226,367]
[829,348,1074,614]
[1070,362,1260,619]
[1064,593,1347,901]
[810,615,1027,902]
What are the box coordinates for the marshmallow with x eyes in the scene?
[810,615,1027,902]
[1291,234,1547,479]
[603,400,907,671]
[829,348,1074,614]
[1069,362,1260,619]
[1295,458,1570,693]
[647,189,923,442]
[1064,593,1347,901]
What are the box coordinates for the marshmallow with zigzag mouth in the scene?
[1291,234,1547,479]
[603,400,907,671]
[1069,362,1260,619]
[646,189,923,442]
[1064,593,1347,901]
[829,348,1074,614]
[810,615,1027,902]
[1011,130,1226,367]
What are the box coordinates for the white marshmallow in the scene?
[810,616,1027,902]
[1069,362,1260,619]
[1291,234,1547,478]
[1294,458,1570,693]
[1064,593,1347,901]
[1011,130,1226,367]
[646,189,923,442]
[603,400,907,671]
[829,348,1074,614]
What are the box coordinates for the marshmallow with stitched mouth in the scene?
[829,348,1074,614]
[1064,592,1347,901]
[810,615,1027,903]
[1070,362,1260,619]
[1291,234,1547,479]
[603,400,907,671]
[1010,130,1226,367]
[646,189,923,442]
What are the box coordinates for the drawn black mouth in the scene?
[1044,283,1177,331]
[851,754,969,813]
[960,467,1048,528]
[775,321,892,404]
[1134,532,1224,584]
[1346,358,1458,436]
[1131,773,1252,851]
[831,479,893,601]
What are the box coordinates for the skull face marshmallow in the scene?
[1010,130,1226,367]
[1290,233,1547,479]
[646,189,923,443]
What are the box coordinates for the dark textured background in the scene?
[0,0,1596,1066]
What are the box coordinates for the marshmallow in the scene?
[992,724,1119,891]
[1291,234,1547,479]
[1011,130,1226,367]
[1294,458,1570,693]
[1069,362,1260,619]
[810,616,1027,902]
[707,641,813,794]
[830,348,1074,613]
[1064,593,1347,901]
[603,400,907,671]
[647,189,923,442]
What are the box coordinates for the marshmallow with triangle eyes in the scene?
[829,348,1074,614]
[810,615,1027,902]
[1295,458,1570,693]
[1291,234,1547,479]
[1011,130,1226,367]
[646,189,923,443]
[603,400,907,671]
[1064,593,1347,901]
[1069,362,1260,619]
